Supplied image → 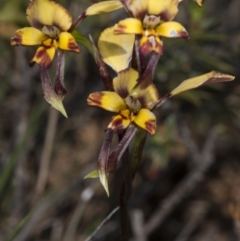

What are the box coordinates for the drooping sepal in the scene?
[40,67,68,117]
[87,92,127,112]
[98,128,114,196]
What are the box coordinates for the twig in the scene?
[62,186,96,241]
[143,120,217,235]
[174,201,209,241]
[84,206,120,241]
[130,209,146,241]
[35,108,59,198]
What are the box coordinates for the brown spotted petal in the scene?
[30,45,56,68]
[156,21,189,39]
[11,27,47,46]
[133,108,156,135]
[107,109,132,132]
[139,36,163,56]
[58,32,80,53]
[124,0,181,20]
[87,92,127,112]
[131,83,159,109]
[113,68,138,99]
[26,0,72,31]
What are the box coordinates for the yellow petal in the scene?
[113,68,138,98]
[11,27,47,46]
[107,111,132,132]
[42,38,58,48]
[133,109,156,135]
[171,71,235,96]
[30,45,56,68]
[114,18,143,34]
[98,26,135,72]
[156,21,188,38]
[126,0,180,20]
[125,0,148,18]
[86,0,123,15]
[26,0,72,31]
[87,92,127,112]
[139,36,163,55]
[130,83,159,109]
[58,32,80,53]
[147,0,180,20]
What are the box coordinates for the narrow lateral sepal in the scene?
[40,67,68,118]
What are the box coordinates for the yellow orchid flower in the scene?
[11,0,80,68]
[87,68,159,135]
[114,0,188,55]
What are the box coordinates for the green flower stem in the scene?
[72,30,94,56]
[130,128,147,178]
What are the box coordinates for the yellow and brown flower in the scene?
[114,0,188,55]
[87,68,159,135]
[11,0,80,68]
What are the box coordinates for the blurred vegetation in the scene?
[0,0,240,241]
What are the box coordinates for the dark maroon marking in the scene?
[30,48,52,68]
[31,18,44,30]
[114,24,127,34]
[116,87,128,98]
[145,119,156,135]
[87,92,104,106]
[11,32,22,46]
[161,10,173,22]
[68,41,80,52]
[204,77,233,85]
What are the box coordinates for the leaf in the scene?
[98,26,135,72]
[72,30,94,55]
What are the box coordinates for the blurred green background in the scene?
[0,0,240,240]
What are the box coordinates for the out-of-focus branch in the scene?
[143,119,217,236]
[35,108,59,198]
[131,209,146,241]
[174,201,209,241]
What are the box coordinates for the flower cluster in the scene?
[11,0,234,195]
